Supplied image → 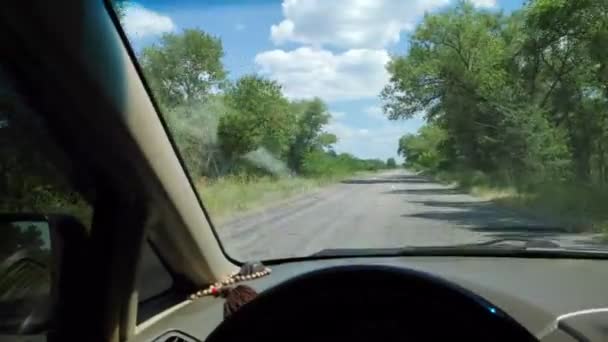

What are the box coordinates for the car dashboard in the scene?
[133,257,608,342]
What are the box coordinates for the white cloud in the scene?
[326,121,404,159]
[123,3,176,40]
[364,106,385,120]
[325,122,358,141]
[331,111,346,119]
[255,47,390,102]
[469,0,497,8]
[270,0,449,49]
[235,23,247,31]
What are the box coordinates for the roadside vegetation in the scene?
[138,28,393,220]
[382,0,608,234]
[0,2,395,228]
[199,174,367,221]
[6,0,606,232]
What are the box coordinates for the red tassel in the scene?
[219,285,258,318]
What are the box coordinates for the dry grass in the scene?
[469,185,518,201]
[194,174,347,221]
[430,169,608,234]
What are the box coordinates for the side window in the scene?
[0,218,52,331]
[0,76,93,223]
[0,71,94,338]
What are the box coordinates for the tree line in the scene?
[384,0,608,188]
[0,3,396,224]
[140,29,393,180]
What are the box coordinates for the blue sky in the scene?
[122,0,525,161]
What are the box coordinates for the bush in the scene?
[301,151,348,177]
[164,97,232,178]
[300,151,386,177]
[198,175,322,220]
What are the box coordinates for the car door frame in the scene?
[0,1,237,341]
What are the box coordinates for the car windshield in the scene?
[112,0,608,261]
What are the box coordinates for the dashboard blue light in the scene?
[489,307,497,314]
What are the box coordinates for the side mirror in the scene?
[0,213,88,335]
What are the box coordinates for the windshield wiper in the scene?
[310,237,608,258]
[431,237,562,249]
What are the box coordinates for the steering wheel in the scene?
[206,265,537,341]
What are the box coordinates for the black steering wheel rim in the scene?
[207,265,537,342]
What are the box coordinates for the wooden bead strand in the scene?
[190,266,271,300]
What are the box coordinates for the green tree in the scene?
[140,29,227,107]
[386,158,397,168]
[0,84,86,213]
[382,2,512,172]
[317,133,337,148]
[382,1,573,182]
[521,0,608,182]
[163,96,234,177]
[218,75,295,160]
[398,124,448,170]
[112,0,128,19]
[287,98,335,171]
[301,151,385,177]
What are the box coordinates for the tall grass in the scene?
[497,183,608,233]
[429,169,608,233]
[195,174,339,222]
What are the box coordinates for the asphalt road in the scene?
[218,170,598,261]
